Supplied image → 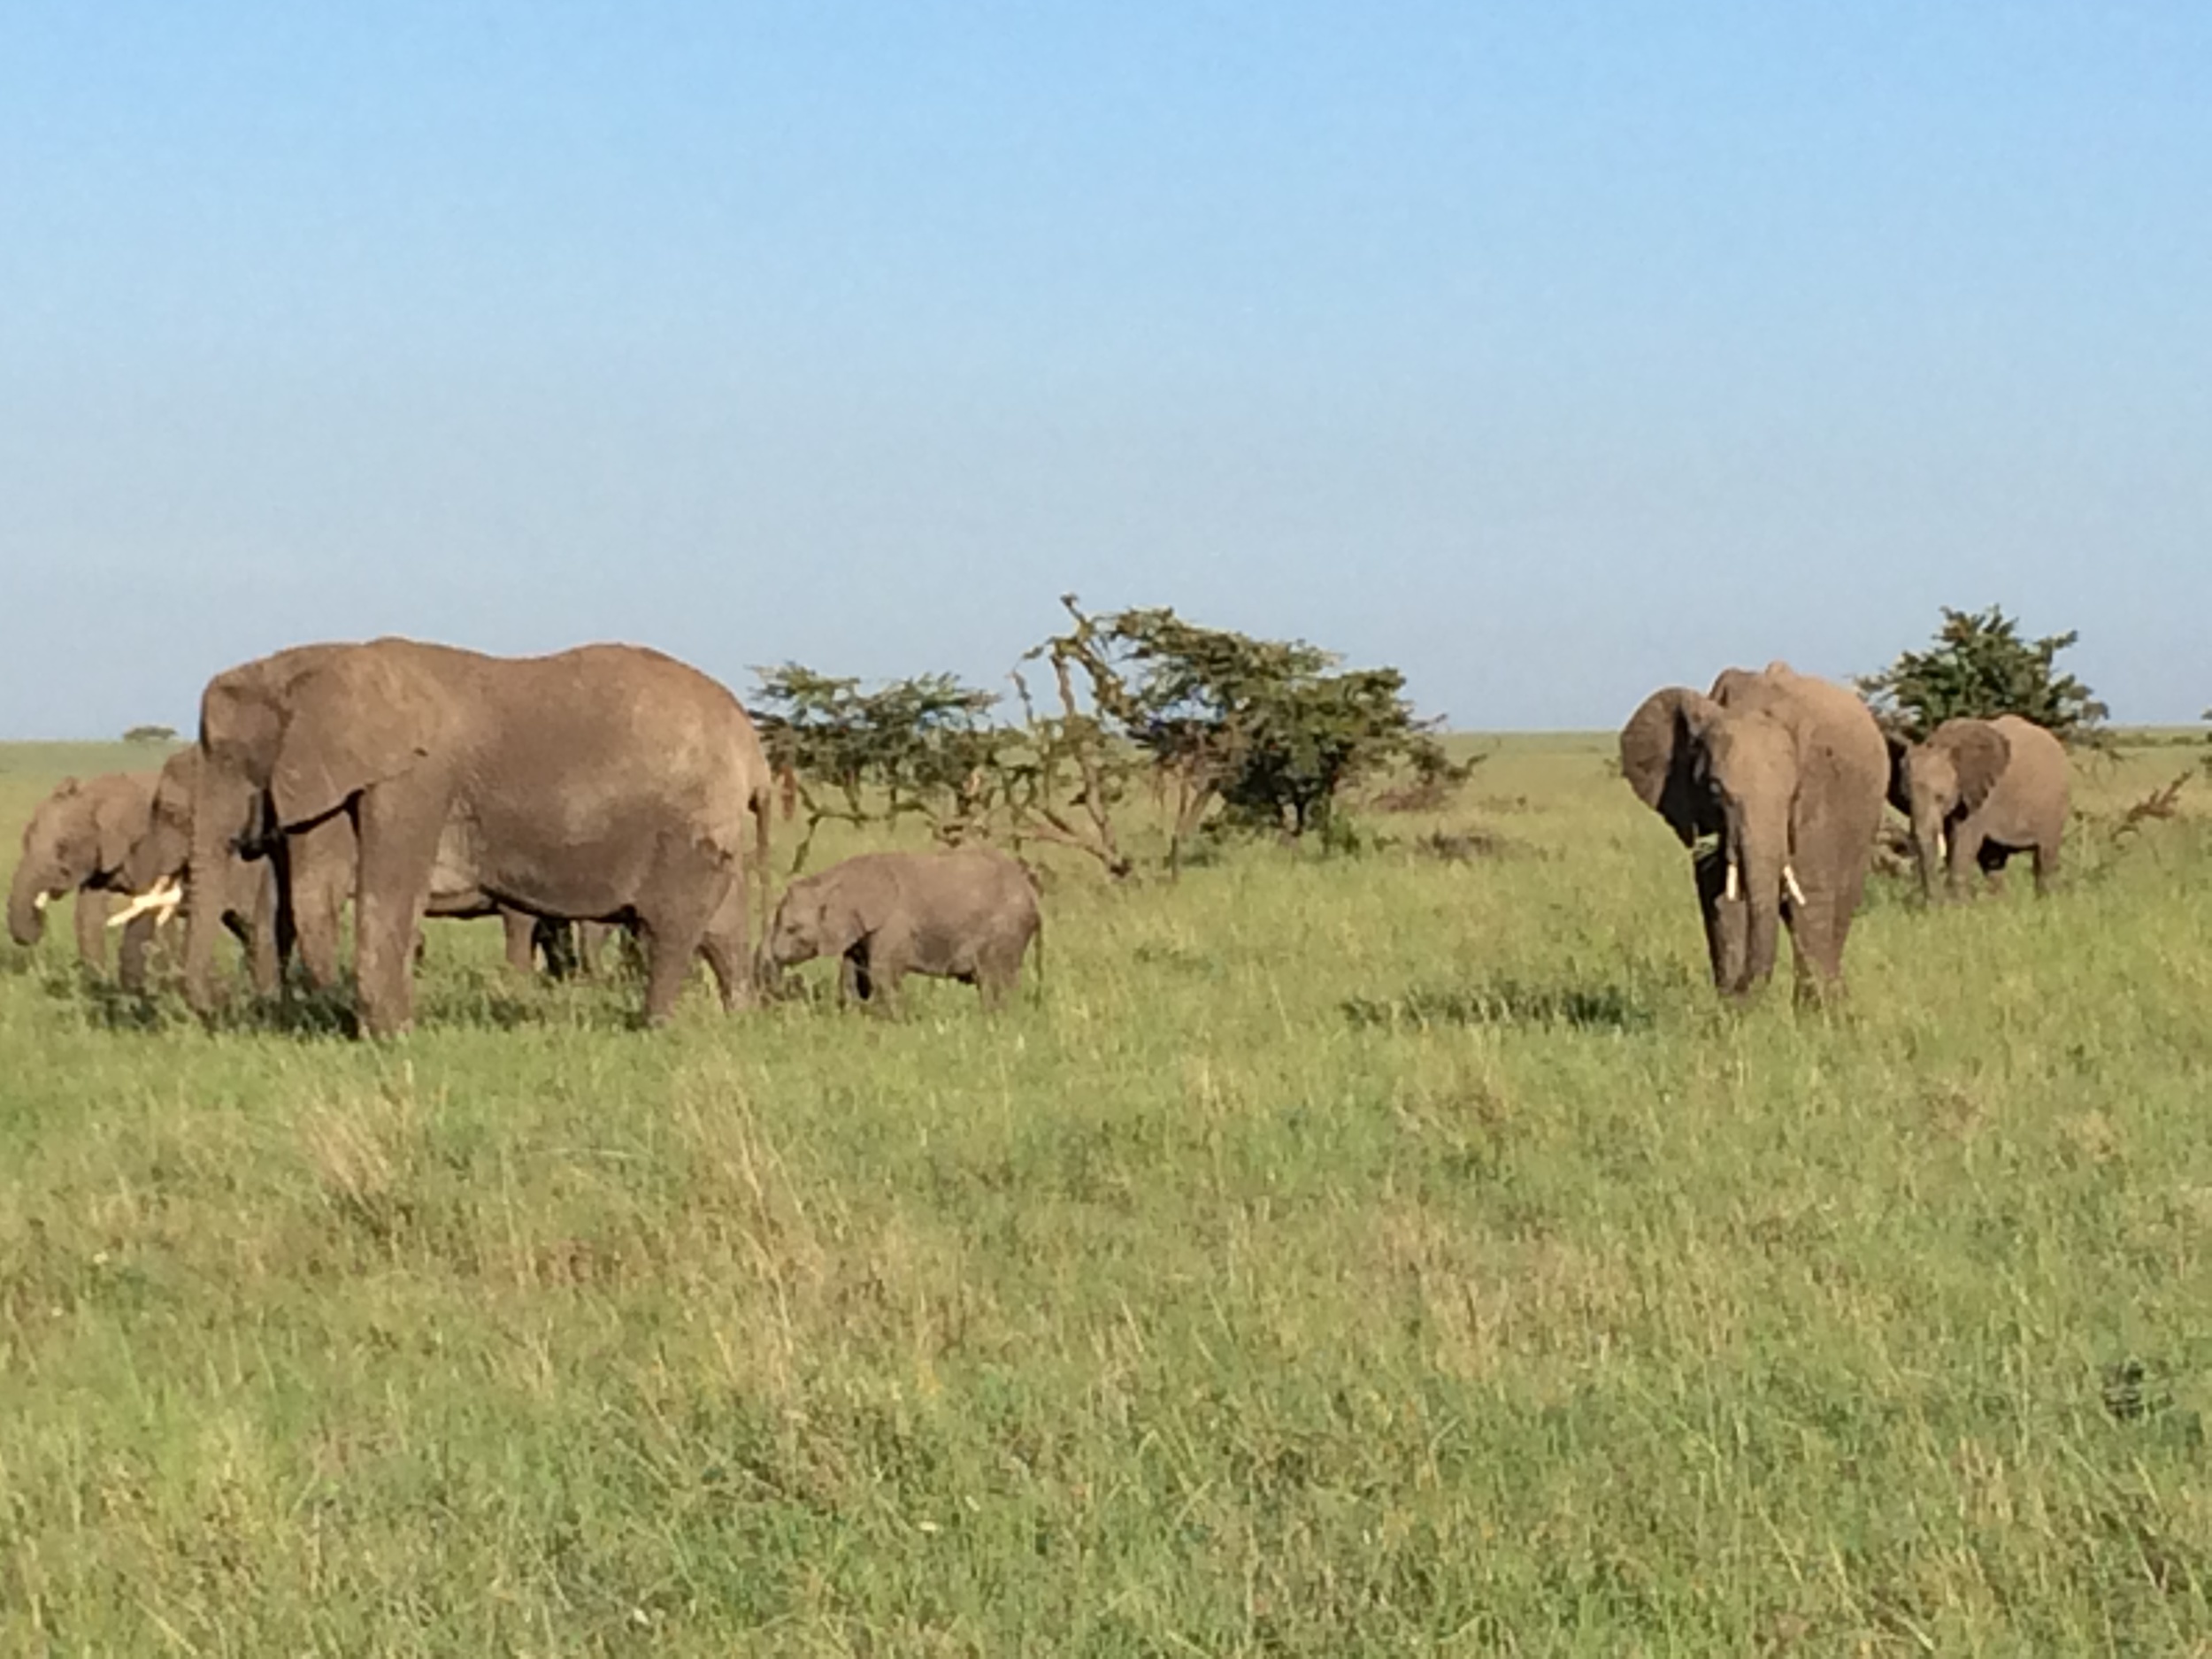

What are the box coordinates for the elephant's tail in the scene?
[749,780,773,951]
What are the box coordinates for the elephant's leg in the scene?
[1782,890,1839,1007]
[977,955,1017,1012]
[1946,825,1982,901]
[631,885,711,1025]
[576,921,606,978]
[117,912,156,995]
[864,946,909,1018]
[1973,841,2011,898]
[2032,837,2059,897]
[1692,850,1740,991]
[248,864,288,997]
[1787,824,1864,1007]
[501,910,539,975]
[353,797,442,1039]
[838,948,868,1006]
[296,872,346,991]
[697,879,755,1013]
[534,918,587,979]
[634,913,710,1025]
[73,888,111,972]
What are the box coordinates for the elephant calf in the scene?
[761,848,1041,1012]
[1888,715,2069,900]
[8,772,162,989]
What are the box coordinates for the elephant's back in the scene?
[1800,678,1888,775]
[1990,715,2068,772]
[1989,714,2070,819]
[940,849,1041,926]
[500,645,762,850]
[1792,679,1891,846]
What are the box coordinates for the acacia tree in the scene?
[750,666,1003,871]
[755,598,1453,881]
[1033,596,1455,867]
[1857,605,2108,742]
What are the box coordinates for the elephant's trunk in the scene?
[186,764,256,1013]
[7,858,53,948]
[1909,803,1949,902]
[1740,849,1785,992]
[1717,800,1787,996]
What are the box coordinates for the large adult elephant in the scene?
[8,771,161,989]
[174,637,773,1036]
[1620,661,1889,1002]
[1887,714,2069,901]
[125,732,632,1000]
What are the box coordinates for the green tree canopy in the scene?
[749,665,1004,868]
[1857,606,2107,743]
[1036,598,1454,844]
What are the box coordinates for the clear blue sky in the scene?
[5,2,2207,734]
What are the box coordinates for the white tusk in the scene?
[1783,864,1809,907]
[108,878,183,928]
[1724,858,1740,902]
[33,891,50,913]
[1936,828,1948,862]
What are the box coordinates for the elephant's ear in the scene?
[831,860,902,943]
[200,672,287,777]
[268,653,440,831]
[1619,687,1723,847]
[1935,719,2010,812]
[91,783,149,874]
[1885,733,1914,816]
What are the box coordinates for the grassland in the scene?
[3,733,2209,1654]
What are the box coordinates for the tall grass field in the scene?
[3,733,2209,1653]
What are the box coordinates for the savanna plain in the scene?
[3,733,2210,1655]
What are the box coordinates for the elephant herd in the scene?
[1623,661,2070,1002]
[9,646,2064,1035]
[7,637,1041,1036]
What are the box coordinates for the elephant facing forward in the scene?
[8,772,160,989]
[168,637,772,1036]
[1887,715,2068,901]
[1621,662,1889,1002]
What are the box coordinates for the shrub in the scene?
[1033,597,1454,865]
[1856,605,2108,743]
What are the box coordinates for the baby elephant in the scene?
[762,848,1041,1012]
[1888,714,2069,901]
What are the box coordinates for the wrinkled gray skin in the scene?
[762,847,1041,1013]
[126,744,331,995]
[129,741,634,1001]
[1889,714,2069,901]
[166,638,772,1037]
[8,772,161,990]
[1621,662,1889,1002]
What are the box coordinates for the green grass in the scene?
[3,737,2210,1653]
